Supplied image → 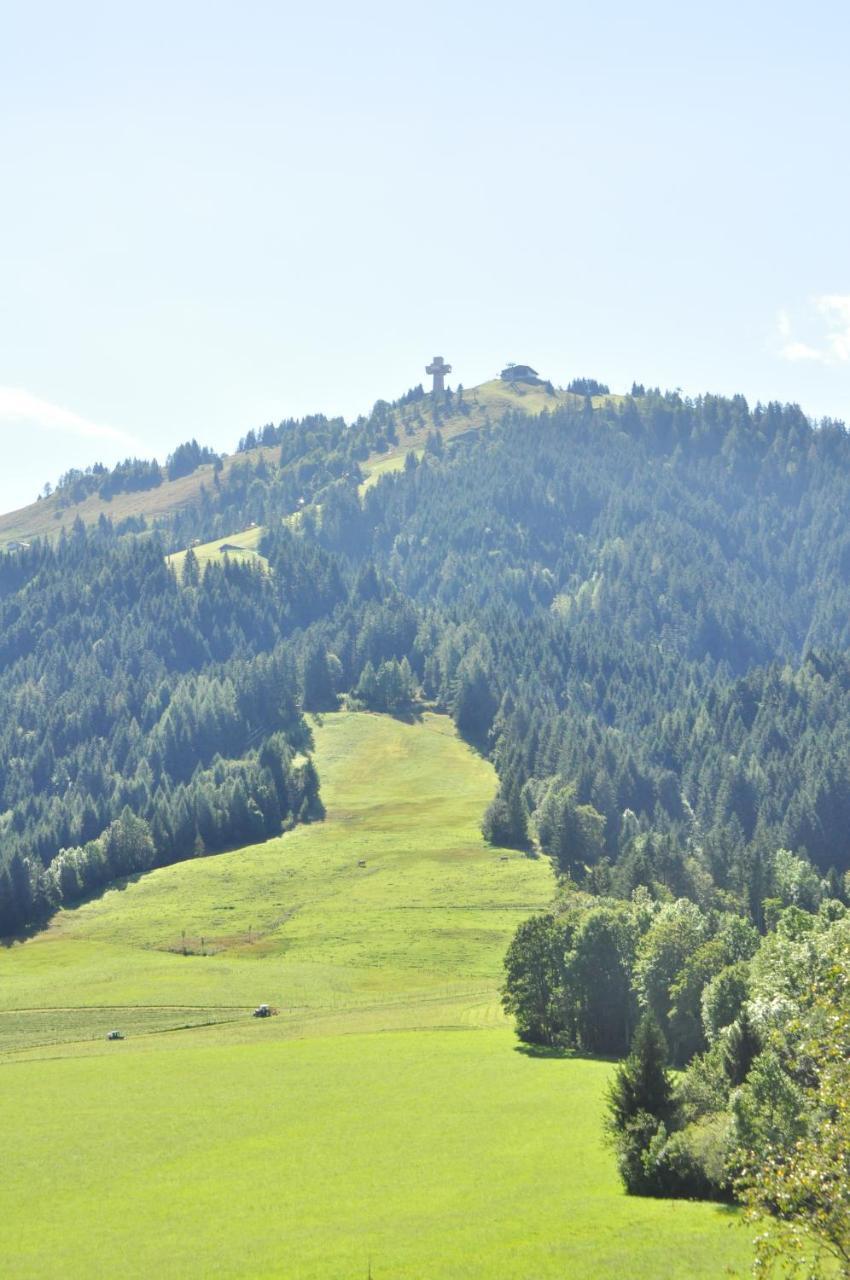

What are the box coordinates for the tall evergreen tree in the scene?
[607,1012,675,1133]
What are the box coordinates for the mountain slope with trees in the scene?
[5,379,850,942]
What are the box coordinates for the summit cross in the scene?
[426,355,452,394]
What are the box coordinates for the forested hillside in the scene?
[0,528,330,931]
[4,382,850,939]
[312,391,850,902]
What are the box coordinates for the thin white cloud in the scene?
[781,339,825,363]
[0,387,139,446]
[777,295,850,365]
[817,295,850,363]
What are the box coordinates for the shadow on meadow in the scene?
[512,1041,619,1064]
[0,868,149,948]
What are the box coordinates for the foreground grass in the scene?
[1,1029,746,1280]
[0,712,750,1276]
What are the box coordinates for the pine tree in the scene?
[606,1012,676,1195]
[182,547,200,587]
[607,1012,675,1132]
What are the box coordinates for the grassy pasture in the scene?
[166,524,267,578]
[0,714,552,1050]
[0,449,282,545]
[1,1030,747,1280]
[359,447,423,493]
[0,713,751,1276]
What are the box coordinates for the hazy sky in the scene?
[1,0,848,513]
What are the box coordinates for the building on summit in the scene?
[500,363,543,386]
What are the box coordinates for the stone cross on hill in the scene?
[426,355,451,393]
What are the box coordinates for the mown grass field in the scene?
[0,713,751,1277]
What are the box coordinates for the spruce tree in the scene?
[606,1012,676,1195]
[607,1012,674,1133]
[481,781,527,849]
[182,547,200,587]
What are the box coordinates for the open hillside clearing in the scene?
[165,523,267,577]
[0,712,750,1277]
[0,446,282,545]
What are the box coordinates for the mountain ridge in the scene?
[0,377,617,545]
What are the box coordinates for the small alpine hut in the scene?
[500,363,543,386]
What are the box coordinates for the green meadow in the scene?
[0,712,751,1277]
[166,523,267,578]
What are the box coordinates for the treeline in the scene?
[234,385,438,457]
[502,851,835,1062]
[47,438,222,509]
[52,457,163,505]
[502,881,850,1226]
[0,502,436,936]
[166,439,219,480]
[566,377,609,395]
[11,739,320,931]
[165,412,380,551]
[40,387,455,554]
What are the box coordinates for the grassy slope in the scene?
[0,447,280,545]
[166,524,266,578]
[0,714,551,1050]
[0,713,749,1277]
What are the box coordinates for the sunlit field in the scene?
[0,713,751,1277]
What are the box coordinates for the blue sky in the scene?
[1,0,848,513]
